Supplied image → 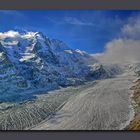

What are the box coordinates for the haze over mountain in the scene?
[93,14,140,64]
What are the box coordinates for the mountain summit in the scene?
[0,30,112,102]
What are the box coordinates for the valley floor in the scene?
[32,71,136,130]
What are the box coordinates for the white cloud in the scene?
[46,16,94,26]
[121,14,140,39]
[0,30,38,40]
[0,30,20,39]
[63,17,94,26]
[93,14,140,64]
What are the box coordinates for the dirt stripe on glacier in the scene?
[32,72,136,130]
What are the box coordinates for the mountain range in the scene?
[0,30,119,102]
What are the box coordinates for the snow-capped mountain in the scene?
[0,30,114,102]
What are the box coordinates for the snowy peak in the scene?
[0,30,96,65]
[0,30,101,102]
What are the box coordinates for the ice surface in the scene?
[33,72,136,130]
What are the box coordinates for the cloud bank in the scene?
[94,14,140,64]
[0,30,39,40]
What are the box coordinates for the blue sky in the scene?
[0,10,139,53]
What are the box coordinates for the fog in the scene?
[93,14,140,64]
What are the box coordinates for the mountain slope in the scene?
[0,30,105,102]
